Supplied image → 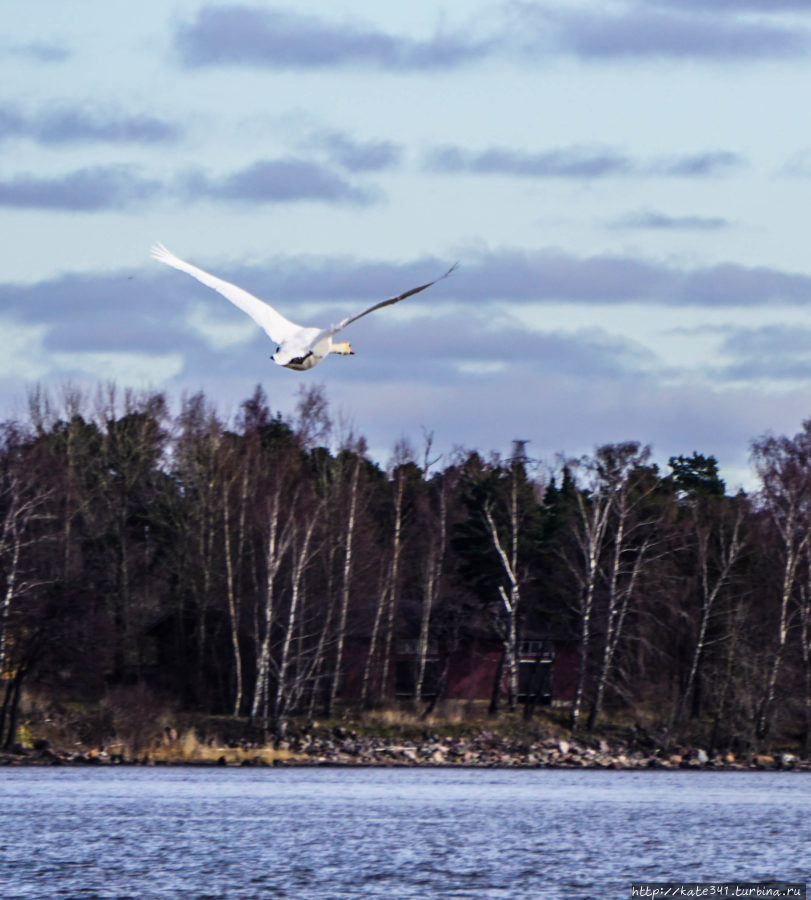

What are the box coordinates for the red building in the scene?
[340,628,579,707]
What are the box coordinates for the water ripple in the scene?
[0,768,808,899]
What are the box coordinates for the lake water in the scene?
[0,767,808,899]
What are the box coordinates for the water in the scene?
[0,767,808,899]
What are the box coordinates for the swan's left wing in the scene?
[324,262,458,337]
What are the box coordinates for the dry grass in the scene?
[149,729,297,765]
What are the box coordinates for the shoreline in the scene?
[3,733,809,771]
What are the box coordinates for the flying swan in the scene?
[151,243,457,371]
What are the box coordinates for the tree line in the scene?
[1,381,810,755]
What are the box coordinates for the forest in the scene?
[1,381,810,757]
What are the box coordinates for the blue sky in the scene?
[4,0,811,486]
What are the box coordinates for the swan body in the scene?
[151,243,457,371]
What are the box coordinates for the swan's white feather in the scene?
[151,243,302,345]
[152,243,457,371]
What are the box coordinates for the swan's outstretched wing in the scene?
[151,243,302,344]
[325,262,458,337]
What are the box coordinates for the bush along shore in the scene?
[2,726,809,771]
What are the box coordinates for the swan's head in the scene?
[332,341,354,356]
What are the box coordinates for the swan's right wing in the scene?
[151,243,301,344]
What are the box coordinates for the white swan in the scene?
[151,243,457,371]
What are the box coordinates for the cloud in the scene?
[0,104,181,145]
[180,158,376,205]
[50,351,185,385]
[140,247,811,309]
[424,144,743,179]
[306,131,403,173]
[649,0,811,13]
[609,209,731,230]
[168,3,809,73]
[713,324,811,381]
[524,4,808,60]
[175,5,490,70]
[677,263,811,307]
[6,41,70,63]
[2,273,188,344]
[782,149,811,177]
[335,309,656,385]
[1,255,651,383]
[0,166,160,210]
[0,157,375,212]
[7,248,811,384]
[436,249,811,307]
[426,145,634,178]
[650,151,742,176]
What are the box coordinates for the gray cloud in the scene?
[7,41,70,62]
[151,247,811,309]
[0,155,376,212]
[306,131,403,172]
[0,166,160,211]
[609,209,731,230]
[180,158,376,205]
[169,2,810,72]
[650,151,741,176]
[426,145,633,178]
[332,310,655,386]
[712,324,811,381]
[0,255,622,376]
[7,248,811,373]
[4,271,182,326]
[678,264,811,307]
[175,5,490,70]
[649,0,811,12]
[782,149,811,177]
[425,144,743,179]
[533,5,807,60]
[0,105,181,145]
[721,324,811,358]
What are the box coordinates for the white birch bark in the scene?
[272,508,321,732]
[329,456,361,713]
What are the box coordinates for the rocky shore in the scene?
[2,730,809,770]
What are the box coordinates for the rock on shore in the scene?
[3,731,808,770]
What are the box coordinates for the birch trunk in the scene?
[677,507,743,725]
[756,502,806,740]
[416,483,446,702]
[568,490,610,730]
[0,501,23,677]
[328,457,361,714]
[361,566,390,706]
[800,583,811,758]
[380,471,405,698]
[251,493,294,727]
[222,482,243,717]
[272,511,320,733]
[483,503,520,711]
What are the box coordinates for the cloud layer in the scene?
[171,3,810,71]
[175,6,490,70]
[425,145,743,179]
[0,104,180,145]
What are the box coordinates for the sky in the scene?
[3,0,811,488]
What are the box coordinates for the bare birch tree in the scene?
[586,444,665,730]
[751,423,811,740]
[563,459,612,730]
[327,447,365,715]
[271,504,322,734]
[676,495,746,726]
